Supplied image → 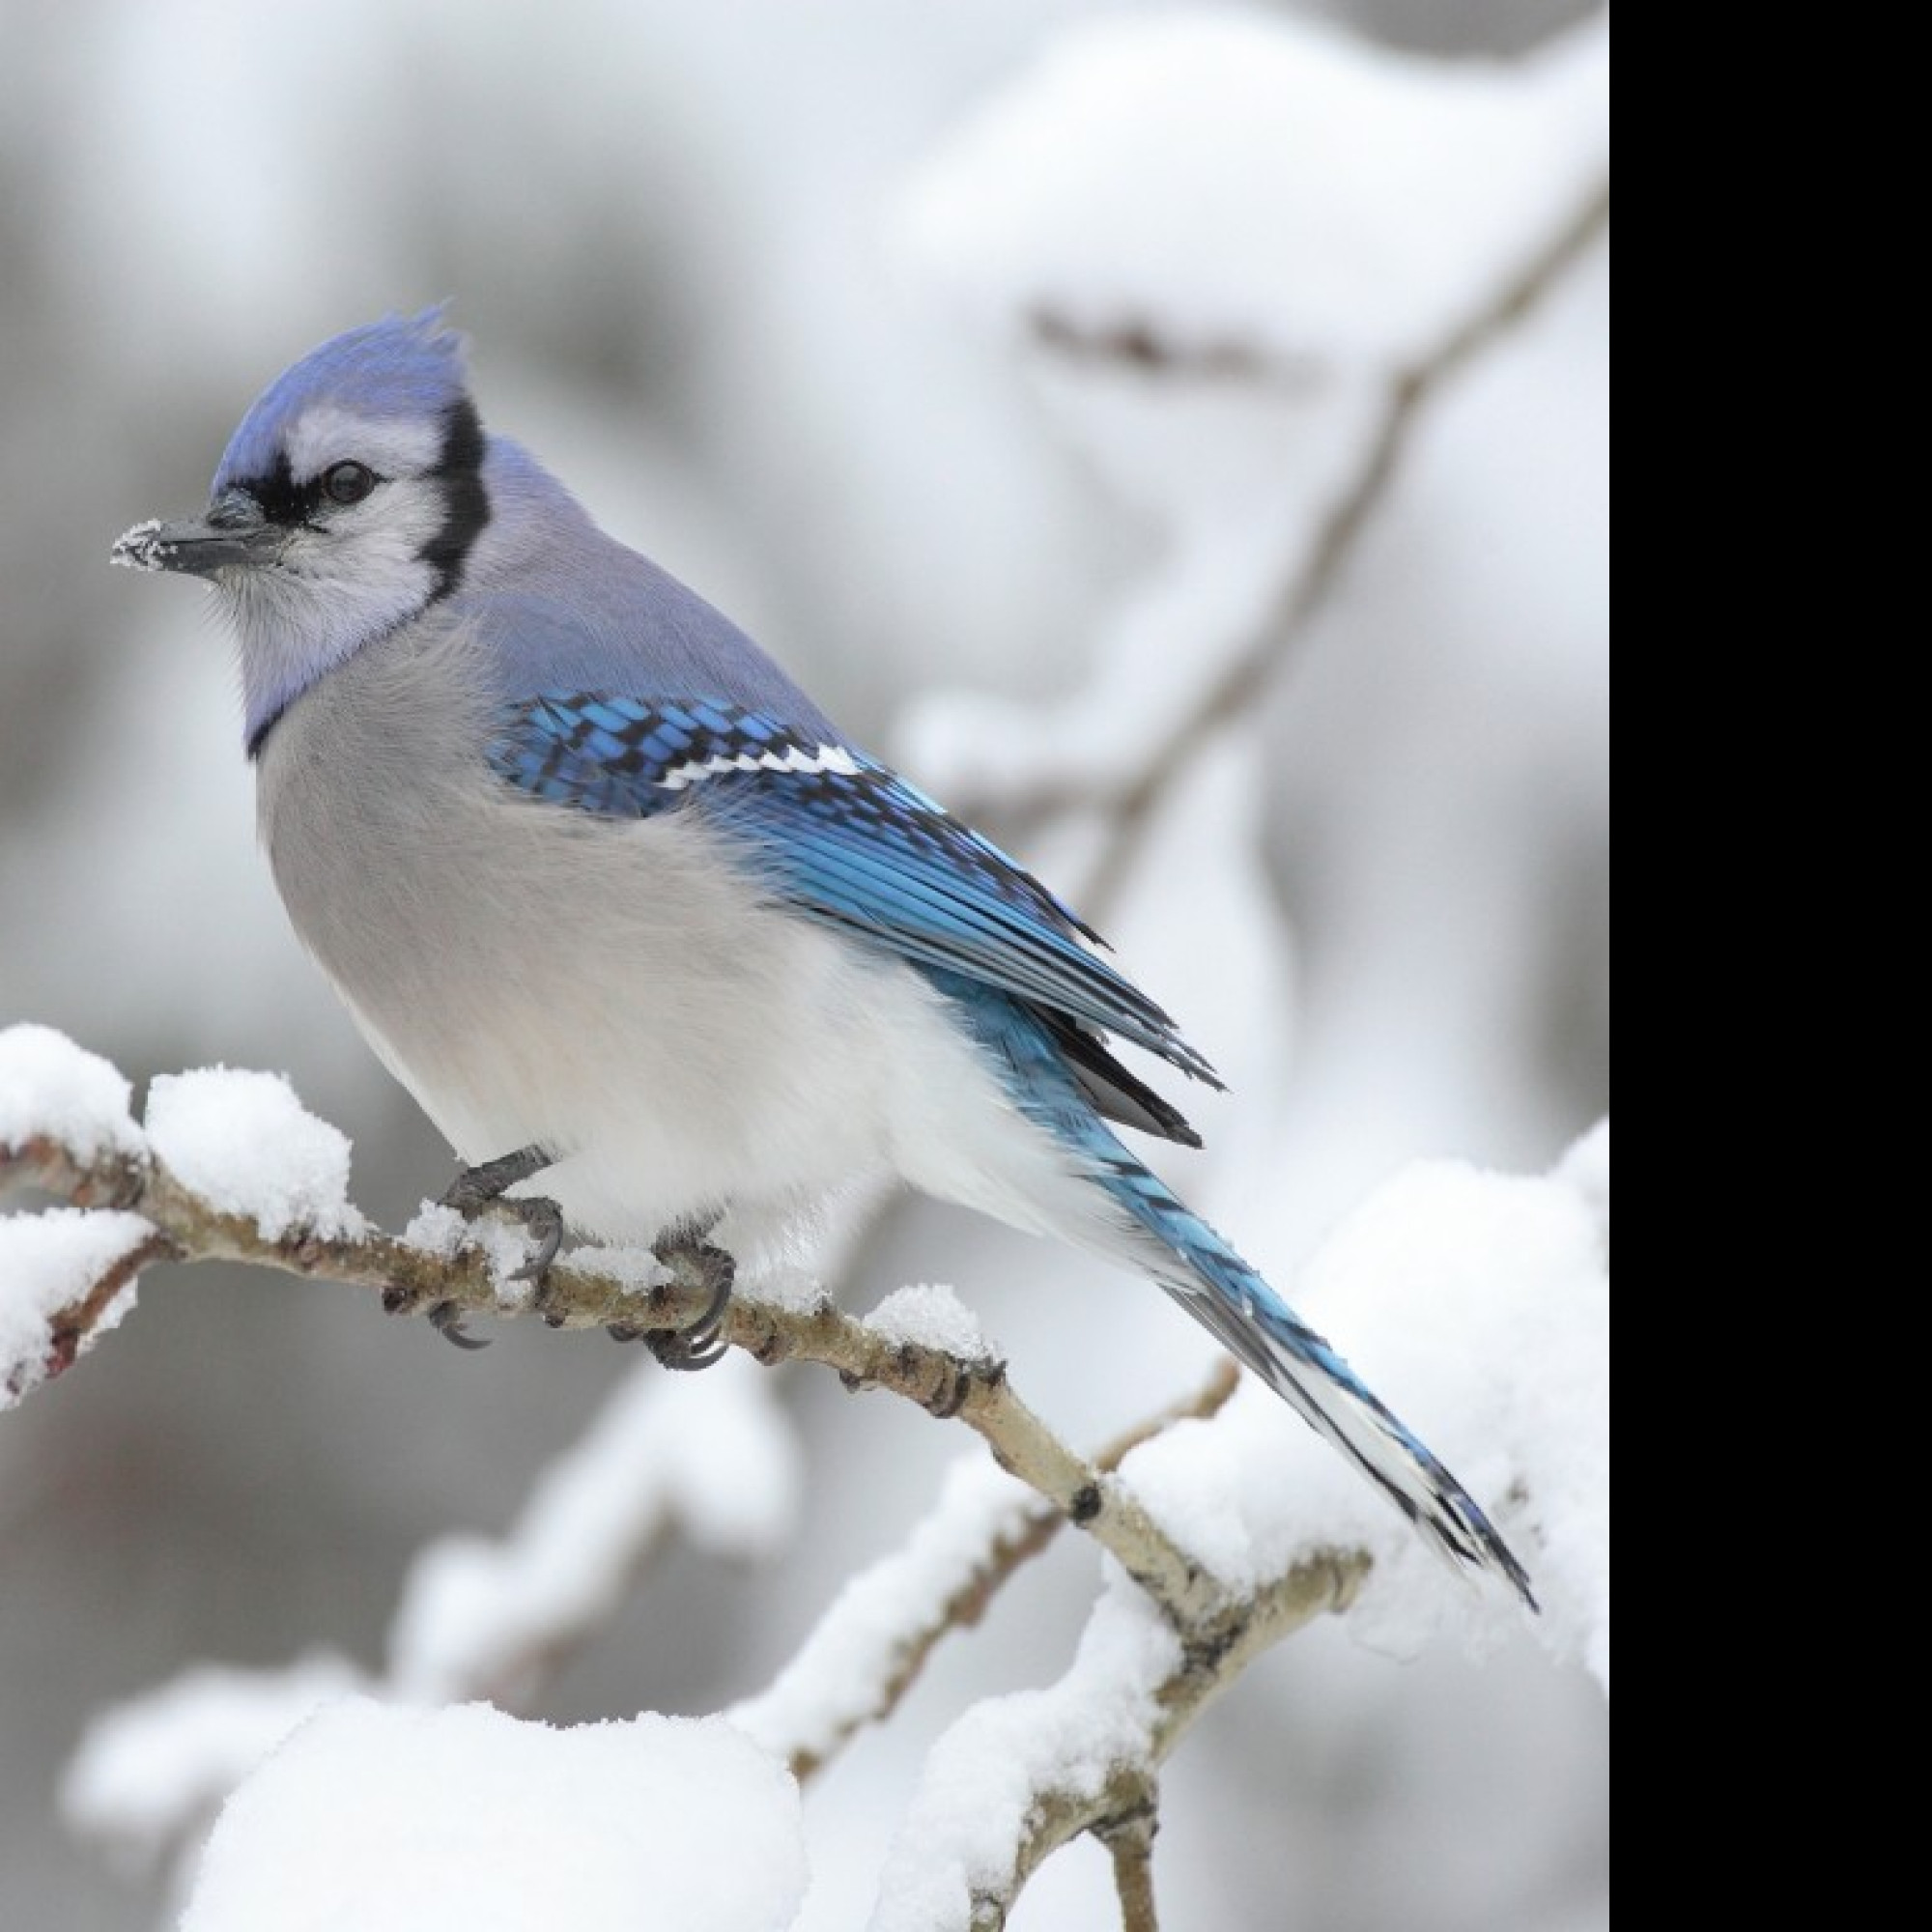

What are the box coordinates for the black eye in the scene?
[322,461,378,506]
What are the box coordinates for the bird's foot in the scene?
[504,1196,569,1321]
[609,1230,735,1371]
[494,1195,565,1283]
[436,1145,565,1341]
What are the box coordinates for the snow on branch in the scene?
[914,159,1609,907]
[1,1024,1221,1628]
[863,1129,1610,1927]
[0,1206,165,1405]
[895,10,1610,916]
[7,1028,1605,1682]
[870,1553,1367,1932]
[11,1023,1605,1925]
[732,1362,1239,1781]
[902,12,1609,374]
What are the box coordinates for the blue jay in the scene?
[114,311,1532,1605]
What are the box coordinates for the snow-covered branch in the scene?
[1069,176,1609,914]
[871,1551,1368,1932]
[929,167,1611,917]
[11,1021,1605,1928]
[1,1026,1221,1632]
[173,1700,810,1932]
[11,1019,1605,1927]
[733,1363,1239,1782]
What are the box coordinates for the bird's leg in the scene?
[441,1144,555,1217]
[608,1214,736,1370]
[434,1144,566,1343]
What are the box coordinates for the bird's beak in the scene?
[111,488,280,578]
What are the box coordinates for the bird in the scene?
[113,309,1533,1605]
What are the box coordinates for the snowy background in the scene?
[0,2,1607,1926]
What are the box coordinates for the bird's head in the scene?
[114,308,490,751]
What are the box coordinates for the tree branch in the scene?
[1020,1553,1368,1901]
[874,1548,1368,1932]
[1097,1785,1162,1932]
[852,1363,1238,1767]
[993,1553,1368,1925]
[1006,175,1611,913]
[5,1103,1224,1630]
[738,1362,1240,1783]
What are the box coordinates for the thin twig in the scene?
[1009,177,1611,915]
[766,1360,1241,1783]
[39,1225,178,1389]
[966,1549,1369,1928]
[885,1548,1368,1929]
[1098,1786,1162,1932]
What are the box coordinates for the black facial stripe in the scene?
[233,399,488,582]
[419,397,490,601]
[236,451,327,528]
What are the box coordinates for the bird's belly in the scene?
[265,762,926,1248]
[256,660,1079,1260]
[386,924,912,1247]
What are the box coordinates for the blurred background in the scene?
[1,1,1607,1926]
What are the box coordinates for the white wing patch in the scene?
[656,743,863,791]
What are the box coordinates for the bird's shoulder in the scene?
[447,530,838,735]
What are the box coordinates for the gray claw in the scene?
[430,1300,492,1350]
[641,1236,736,1372]
[647,1329,731,1373]
[506,1197,565,1285]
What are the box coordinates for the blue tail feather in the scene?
[1094,1152,1536,1607]
[941,974,1536,1608]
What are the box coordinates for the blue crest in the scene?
[213,307,469,492]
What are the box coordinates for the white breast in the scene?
[251,619,1085,1261]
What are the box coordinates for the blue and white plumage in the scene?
[114,310,1533,1605]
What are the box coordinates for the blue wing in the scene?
[489,694,1220,1094]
